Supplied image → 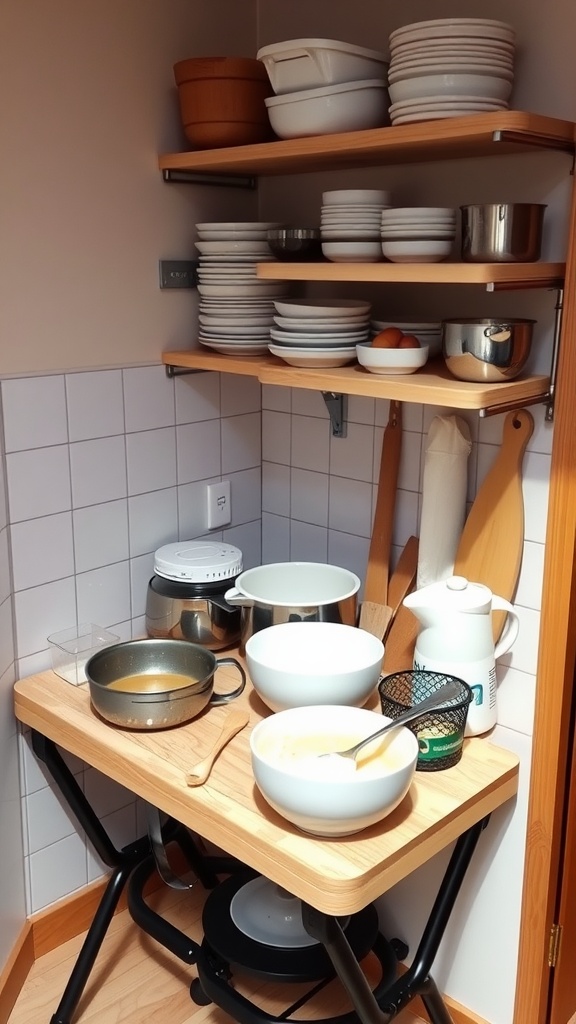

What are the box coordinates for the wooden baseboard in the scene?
[1,868,487,1024]
[0,923,34,1024]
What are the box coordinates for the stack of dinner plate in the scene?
[320,189,391,263]
[381,207,457,263]
[195,222,290,355]
[268,298,371,367]
[387,18,516,124]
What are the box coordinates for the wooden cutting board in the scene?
[359,401,402,639]
[381,536,420,671]
[454,408,534,642]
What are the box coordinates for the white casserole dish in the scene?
[265,80,389,139]
[257,37,389,95]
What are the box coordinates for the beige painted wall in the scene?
[0,0,259,376]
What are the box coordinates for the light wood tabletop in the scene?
[14,656,519,916]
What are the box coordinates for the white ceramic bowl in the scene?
[322,241,383,262]
[265,80,389,139]
[250,704,418,836]
[382,207,456,220]
[356,342,429,374]
[382,239,454,262]
[322,189,391,205]
[245,621,384,713]
[274,298,371,317]
[388,73,513,104]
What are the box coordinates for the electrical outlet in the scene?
[207,480,231,529]
[159,260,198,289]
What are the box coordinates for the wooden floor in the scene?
[8,882,423,1024]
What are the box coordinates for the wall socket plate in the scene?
[159,260,198,289]
[207,480,231,529]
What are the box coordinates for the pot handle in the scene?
[223,587,253,607]
[210,657,246,705]
[492,596,520,659]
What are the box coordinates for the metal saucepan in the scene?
[85,638,246,730]
[460,203,546,263]
[224,561,361,651]
[442,317,536,383]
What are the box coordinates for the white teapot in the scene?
[403,576,520,736]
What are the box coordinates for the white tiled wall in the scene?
[3,365,262,912]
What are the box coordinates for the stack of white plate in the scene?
[268,298,371,367]
[387,18,515,124]
[381,207,456,263]
[320,189,391,263]
[195,222,289,355]
[371,320,442,355]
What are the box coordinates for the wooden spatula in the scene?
[454,408,534,642]
[358,401,402,639]
[381,536,420,672]
[385,535,419,631]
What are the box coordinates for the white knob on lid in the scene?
[446,575,468,590]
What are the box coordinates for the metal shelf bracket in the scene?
[322,392,347,438]
[165,364,204,379]
[162,169,257,189]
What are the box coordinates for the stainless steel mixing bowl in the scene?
[442,318,535,383]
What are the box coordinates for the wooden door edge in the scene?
[0,922,34,1023]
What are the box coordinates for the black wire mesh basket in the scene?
[378,670,473,772]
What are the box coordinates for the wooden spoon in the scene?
[185,708,249,787]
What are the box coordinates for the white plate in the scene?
[196,222,284,232]
[320,229,382,240]
[200,326,272,338]
[322,189,391,205]
[199,340,270,354]
[200,315,275,327]
[274,299,371,318]
[198,283,291,298]
[274,315,370,330]
[320,203,389,213]
[391,106,507,124]
[198,231,278,242]
[195,240,275,255]
[198,255,276,264]
[390,95,510,111]
[268,344,357,367]
[200,300,276,310]
[322,241,383,262]
[270,327,369,345]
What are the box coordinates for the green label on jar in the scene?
[417,733,462,761]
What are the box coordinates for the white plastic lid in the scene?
[153,541,243,583]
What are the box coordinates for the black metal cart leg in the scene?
[48,861,134,1024]
[420,977,455,1024]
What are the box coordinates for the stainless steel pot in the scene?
[442,318,535,383]
[146,541,242,650]
[85,638,246,730]
[460,204,546,263]
[224,561,361,651]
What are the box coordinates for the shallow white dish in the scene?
[198,283,290,298]
[390,38,515,56]
[391,105,507,124]
[389,94,510,111]
[356,341,429,374]
[200,315,274,327]
[200,326,272,339]
[321,229,382,241]
[196,222,283,232]
[270,327,368,345]
[388,73,513,103]
[198,230,279,242]
[274,315,369,330]
[382,239,453,262]
[321,212,384,223]
[199,340,270,355]
[322,189,391,205]
[265,79,389,139]
[275,299,371,318]
[321,203,389,214]
[382,206,455,219]
[322,240,383,262]
[195,240,274,255]
[389,18,516,45]
[389,55,513,74]
[268,344,357,367]
[257,38,388,95]
[381,227,456,239]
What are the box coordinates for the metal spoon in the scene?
[185,708,249,786]
[319,679,464,769]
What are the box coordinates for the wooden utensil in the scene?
[185,708,249,786]
[358,402,402,638]
[454,409,534,642]
[385,535,419,632]
[381,536,420,670]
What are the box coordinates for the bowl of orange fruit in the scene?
[356,325,429,375]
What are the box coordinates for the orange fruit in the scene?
[372,327,403,348]
[398,334,421,349]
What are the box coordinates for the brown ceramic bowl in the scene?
[173,56,274,149]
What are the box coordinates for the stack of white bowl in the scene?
[195,222,290,355]
[321,189,391,263]
[371,320,442,355]
[268,298,371,368]
[387,17,516,124]
[381,207,456,263]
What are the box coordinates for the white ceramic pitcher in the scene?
[403,576,520,736]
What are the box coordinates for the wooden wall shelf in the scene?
[162,350,550,413]
[256,261,565,290]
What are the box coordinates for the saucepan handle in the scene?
[210,658,246,704]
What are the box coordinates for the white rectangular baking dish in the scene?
[256,38,389,95]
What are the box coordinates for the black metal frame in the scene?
[31,729,489,1024]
